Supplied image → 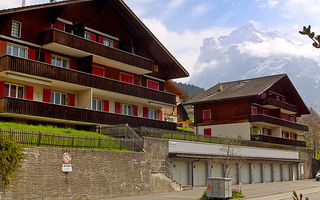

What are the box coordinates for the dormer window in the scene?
[11,21,21,38]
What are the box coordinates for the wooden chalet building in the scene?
[186,74,309,147]
[0,0,189,130]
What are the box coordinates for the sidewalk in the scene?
[107,179,320,200]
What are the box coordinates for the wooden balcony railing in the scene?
[0,56,176,105]
[259,97,297,113]
[0,97,177,130]
[249,114,308,132]
[251,134,306,147]
[40,29,153,71]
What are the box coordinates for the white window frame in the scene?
[51,54,70,68]
[121,103,133,116]
[84,31,91,40]
[92,99,103,111]
[148,109,158,120]
[203,109,211,120]
[4,83,24,99]
[103,37,114,47]
[50,91,68,106]
[6,43,28,58]
[11,21,21,38]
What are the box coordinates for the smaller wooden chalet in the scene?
[186,74,310,147]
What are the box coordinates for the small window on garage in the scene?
[204,128,211,136]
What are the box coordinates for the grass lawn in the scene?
[177,126,194,133]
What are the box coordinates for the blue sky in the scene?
[1,0,320,81]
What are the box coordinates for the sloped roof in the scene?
[0,0,189,79]
[164,80,189,100]
[186,74,286,105]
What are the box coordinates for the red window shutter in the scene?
[120,73,134,84]
[262,109,270,115]
[53,21,65,31]
[204,128,211,136]
[43,89,51,103]
[158,110,163,120]
[90,33,96,42]
[28,48,36,60]
[113,41,118,48]
[269,129,272,136]
[25,86,33,100]
[115,102,121,114]
[147,80,159,90]
[70,59,77,70]
[133,106,138,116]
[262,128,265,135]
[251,106,258,115]
[92,66,105,77]
[143,107,148,118]
[0,81,4,97]
[0,41,7,57]
[44,52,51,64]
[68,94,75,106]
[98,36,104,44]
[103,100,109,112]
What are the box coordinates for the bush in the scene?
[232,186,245,199]
[0,137,24,187]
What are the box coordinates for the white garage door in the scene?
[283,164,290,181]
[193,162,207,187]
[241,163,250,184]
[253,163,262,183]
[211,163,223,178]
[229,164,238,185]
[273,163,281,182]
[293,164,298,180]
[172,160,189,186]
[264,163,272,183]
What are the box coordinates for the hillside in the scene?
[174,82,205,99]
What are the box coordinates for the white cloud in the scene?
[142,18,233,82]
[192,4,210,17]
[168,0,187,8]
[260,0,279,8]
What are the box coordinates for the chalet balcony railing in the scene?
[40,29,153,71]
[259,97,297,113]
[0,56,176,105]
[0,97,177,130]
[249,114,308,132]
[251,134,306,147]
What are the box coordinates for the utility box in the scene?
[206,177,232,199]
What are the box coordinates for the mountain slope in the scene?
[188,23,320,112]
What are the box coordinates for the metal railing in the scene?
[0,129,143,151]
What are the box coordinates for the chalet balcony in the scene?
[259,97,297,113]
[0,56,176,105]
[251,134,306,147]
[40,29,153,73]
[249,114,308,132]
[0,97,176,130]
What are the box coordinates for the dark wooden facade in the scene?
[251,134,306,147]
[0,97,176,130]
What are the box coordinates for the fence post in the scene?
[37,133,42,146]
[71,137,75,148]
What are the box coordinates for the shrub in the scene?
[232,186,245,199]
[0,137,24,187]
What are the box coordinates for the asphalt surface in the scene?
[107,179,320,200]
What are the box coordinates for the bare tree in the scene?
[299,108,320,158]
[211,138,246,178]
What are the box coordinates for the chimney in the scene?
[22,0,25,7]
[218,83,223,91]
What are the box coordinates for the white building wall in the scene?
[172,160,189,186]
[197,122,251,140]
[193,162,207,187]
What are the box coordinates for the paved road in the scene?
[107,179,320,200]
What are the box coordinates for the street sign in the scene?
[62,152,72,164]
[62,164,72,173]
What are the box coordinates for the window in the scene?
[6,43,27,58]
[203,109,211,120]
[281,113,290,121]
[262,108,270,115]
[282,97,286,103]
[51,55,70,68]
[4,83,24,98]
[147,80,159,90]
[148,109,158,120]
[11,21,21,38]
[92,66,105,77]
[153,64,159,72]
[84,31,91,40]
[251,106,258,115]
[262,128,272,136]
[121,104,133,116]
[120,73,134,84]
[50,91,67,105]
[282,131,289,139]
[290,116,296,123]
[276,95,281,101]
[204,128,211,136]
[103,38,113,47]
[92,99,103,111]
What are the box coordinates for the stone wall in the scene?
[299,149,313,179]
[1,147,153,200]
[143,137,169,171]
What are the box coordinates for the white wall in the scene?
[197,122,251,140]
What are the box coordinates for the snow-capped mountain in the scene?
[188,23,320,112]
